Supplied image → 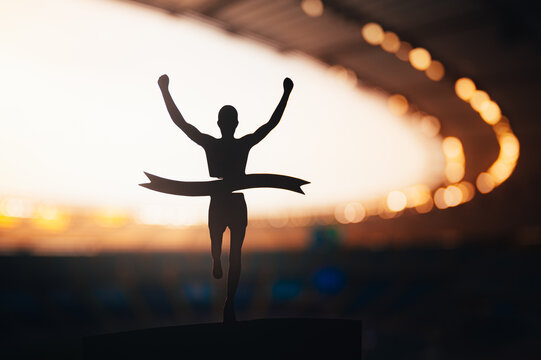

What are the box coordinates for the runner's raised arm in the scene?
[244,77,293,146]
[158,74,212,146]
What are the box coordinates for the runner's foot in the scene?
[212,258,223,279]
[223,298,236,324]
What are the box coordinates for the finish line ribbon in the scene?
[139,172,309,196]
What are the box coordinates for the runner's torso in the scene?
[203,137,252,180]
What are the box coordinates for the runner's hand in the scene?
[283,77,293,93]
[158,74,169,89]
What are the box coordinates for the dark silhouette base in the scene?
[83,318,362,360]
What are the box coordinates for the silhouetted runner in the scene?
[141,75,308,323]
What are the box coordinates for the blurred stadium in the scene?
[1,0,540,359]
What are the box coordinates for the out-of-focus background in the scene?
[0,0,540,358]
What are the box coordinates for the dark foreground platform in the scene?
[83,318,362,360]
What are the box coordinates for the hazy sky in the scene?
[0,0,444,223]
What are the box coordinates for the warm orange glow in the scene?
[396,41,412,61]
[470,90,490,112]
[444,185,462,207]
[0,215,20,228]
[345,202,366,223]
[32,205,70,231]
[405,184,432,207]
[362,22,384,45]
[387,190,407,212]
[388,94,409,116]
[425,60,445,81]
[488,161,514,185]
[476,172,495,194]
[409,48,431,70]
[434,188,448,209]
[301,0,324,17]
[268,216,289,228]
[493,116,511,135]
[329,65,358,86]
[381,31,400,53]
[480,100,501,125]
[415,197,434,214]
[455,78,476,101]
[445,163,465,183]
[457,181,475,202]
[442,137,463,160]
[499,133,520,163]
[419,115,440,137]
[95,209,130,228]
[335,202,366,224]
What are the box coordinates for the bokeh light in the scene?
[328,65,358,86]
[381,31,400,53]
[457,181,475,202]
[434,188,448,209]
[455,78,476,101]
[362,22,384,45]
[425,60,445,81]
[445,163,465,183]
[419,115,441,137]
[444,185,462,207]
[344,202,366,223]
[301,0,324,18]
[396,41,412,61]
[387,94,409,116]
[404,184,432,208]
[499,133,520,163]
[476,172,496,194]
[442,137,463,160]
[470,90,490,112]
[408,48,431,70]
[415,197,434,214]
[480,100,501,125]
[387,191,407,212]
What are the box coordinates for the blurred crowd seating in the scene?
[0,233,539,359]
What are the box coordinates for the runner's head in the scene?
[218,105,238,137]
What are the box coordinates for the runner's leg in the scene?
[210,227,224,279]
[223,194,247,323]
[224,225,245,323]
[209,196,226,279]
